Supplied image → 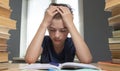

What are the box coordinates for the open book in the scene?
[20,62,101,70]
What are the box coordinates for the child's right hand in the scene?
[42,5,58,27]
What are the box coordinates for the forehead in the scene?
[50,19,66,28]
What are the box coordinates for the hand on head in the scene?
[43,3,73,28]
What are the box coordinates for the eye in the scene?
[60,29,68,32]
[48,28,56,32]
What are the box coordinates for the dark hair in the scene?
[50,3,73,19]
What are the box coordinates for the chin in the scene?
[53,41,61,45]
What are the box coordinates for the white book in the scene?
[19,62,101,70]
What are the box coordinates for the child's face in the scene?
[48,19,69,46]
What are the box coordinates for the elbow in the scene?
[81,56,93,64]
[25,56,36,64]
[83,58,92,64]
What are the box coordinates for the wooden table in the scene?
[0,63,46,71]
[0,63,104,71]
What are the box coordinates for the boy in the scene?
[25,3,92,64]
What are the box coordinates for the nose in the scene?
[55,30,60,38]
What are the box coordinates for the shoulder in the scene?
[65,37,73,44]
[42,36,52,47]
[65,37,75,48]
[65,37,76,53]
[43,36,51,42]
[44,36,50,40]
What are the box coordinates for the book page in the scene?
[20,62,101,70]
[60,62,100,69]
[19,63,59,70]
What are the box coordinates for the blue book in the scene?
[48,68,102,71]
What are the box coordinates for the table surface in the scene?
[0,63,44,71]
[0,63,104,71]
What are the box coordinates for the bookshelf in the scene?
[0,0,16,62]
[105,0,120,63]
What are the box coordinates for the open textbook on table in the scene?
[20,62,101,71]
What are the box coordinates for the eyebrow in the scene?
[48,26,67,29]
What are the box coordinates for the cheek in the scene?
[48,32,54,37]
[49,31,55,36]
[62,33,68,38]
[49,33,54,41]
[48,32,56,40]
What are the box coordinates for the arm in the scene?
[67,24,92,63]
[25,22,47,64]
[57,6,92,63]
[25,6,58,64]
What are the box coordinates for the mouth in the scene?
[54,39,61,42]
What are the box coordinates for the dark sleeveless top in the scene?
[40,36,75,63]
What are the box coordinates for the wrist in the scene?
[66,22,74,29]
[40,21,49,29]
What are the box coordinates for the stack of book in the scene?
[105,0,120,63]
[97,0,120,71]
[0,0,16,62]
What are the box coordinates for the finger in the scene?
[57,6,63,13]
[48,6,58,13]
[56,7,63,15]
[53,10,58,15]
[58,6,71,14]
